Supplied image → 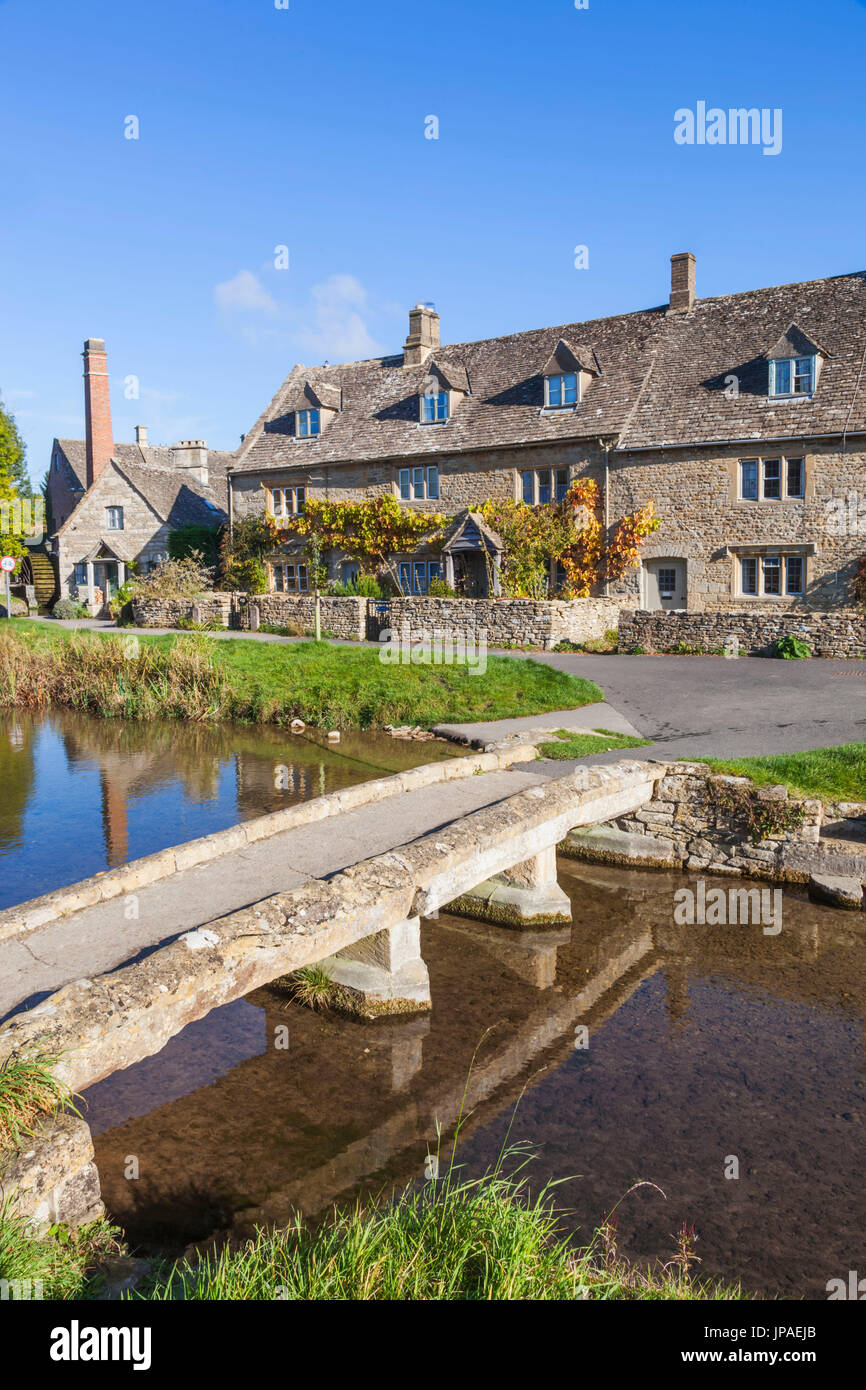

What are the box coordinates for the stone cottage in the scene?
[228,256,866,611]
[48,339,233,612]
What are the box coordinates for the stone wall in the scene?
[0,1113,104,1233]
[235,594,367,641]
[618,608,866,658]
[374,596,629,650]
[130,593,233,628]
[562,761,866,887]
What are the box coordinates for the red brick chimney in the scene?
[83,337,114,488]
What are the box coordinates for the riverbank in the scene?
[0,1161,744,1301]
[0,622,602,730]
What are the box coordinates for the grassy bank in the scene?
[695,744,866,803]
[0,622,602,730]
[0,1207,121,1300]
[134,1166,743,1301]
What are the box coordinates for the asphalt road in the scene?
[520,652,866,762]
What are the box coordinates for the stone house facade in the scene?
[48,340,232,612]
[228,256,866,614]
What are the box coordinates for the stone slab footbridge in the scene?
[0,752,659,1101]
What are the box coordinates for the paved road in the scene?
[510,652,866,764]
[0,767,546,1024]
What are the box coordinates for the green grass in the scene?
[133,1157,744,1302]
[0,1051,77,1156]
[0,1205,122,1299]
[1,621,603,730]
[537,727,654,762]
[693,743,866,804]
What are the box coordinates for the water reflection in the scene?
[0,712,459,908]
[85,860,866,1297]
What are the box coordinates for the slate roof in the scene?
[53,440,232,524]
[232,269,866,473]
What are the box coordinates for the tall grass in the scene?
[0,624,604,729]
[135,1156,744,1301]
[0,1050,77,1155]
[0,1202,122,1299]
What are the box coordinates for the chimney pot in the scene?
[668,252,696,313]
[82,338,114,488]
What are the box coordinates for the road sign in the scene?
[0,557,16,573]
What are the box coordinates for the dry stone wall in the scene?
[375,596,629,650]
[618,608,866,657]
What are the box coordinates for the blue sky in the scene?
[1,0,864,485]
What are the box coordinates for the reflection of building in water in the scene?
[0,715,37,852]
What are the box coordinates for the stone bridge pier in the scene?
[447,844,572,930]
[322,918,431,1017]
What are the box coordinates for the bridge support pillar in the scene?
[446,845,572,929]
[322,918,431,1018]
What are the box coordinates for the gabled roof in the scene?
[540,338,599,378]
[281,380,342,412]
[442,511,503,553]
[764,321,828,361]
[232,268,866,469]
[52,440,233,523]
[425,358,471,394]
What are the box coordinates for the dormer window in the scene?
[545,372,578,408]
[422,390,449,424]
[770,356,815,398]
[297,409,320,437]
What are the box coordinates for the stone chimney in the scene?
[403,302,440,366]
[668,252,696,313]
[135,425,148,446]
[172,440,209,485]
[83,338,114,488]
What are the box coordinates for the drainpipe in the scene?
[599,438,611,596]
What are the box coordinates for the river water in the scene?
[3,710,864,1298]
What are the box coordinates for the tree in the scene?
[0,395,31,561]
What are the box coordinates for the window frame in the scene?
[398,559,440,595]
[519,467,570,506]
[421,389,449,424]
[738,456,806,503]
[296,409,320,438]
[105,506,124,531]
[398,466,439,501]
[769,355,815,398]
[268,485,306,520]
[272,562,308,593]
[738,552,806,598]
[544,372,579,409]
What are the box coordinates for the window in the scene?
[739,553,805,597]
[770,356,815,397]
[398,559,439,595]
[550,559,567,592]
[657,567,678,599]
[269,486,305,520]
[73,563,87,587]
[545,373,578,408]
[786,457,804,497]
[739,456,805,502]
[740,557,759,595]
[422,390,449,423]
[398,465,438,501]
[519,468,570,506]
[272,563,308,593]
[106,506,124,530]
[296,410,320,437]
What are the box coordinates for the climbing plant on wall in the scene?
[284,494,446,592]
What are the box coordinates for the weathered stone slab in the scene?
[559,824,685,870]
[0,1114,103,1233]
[808,874,864,910]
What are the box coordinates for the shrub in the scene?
[774,634,811,660]
[168,524,223,568]
[706,777,806,844]
[428,577,457,597]
[224,556,267,595]
[328,574,383,599]
[51,598,88,620]
[135,553,214,601]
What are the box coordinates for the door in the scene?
[645,559,686,610]
[453,552,487,597]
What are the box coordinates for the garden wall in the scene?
[131,594,233,628]
[235,594,367,641]
[373,596,629,651]
[618,609,866,658]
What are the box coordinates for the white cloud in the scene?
[299,274,383,361]
[214,269,278,317]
